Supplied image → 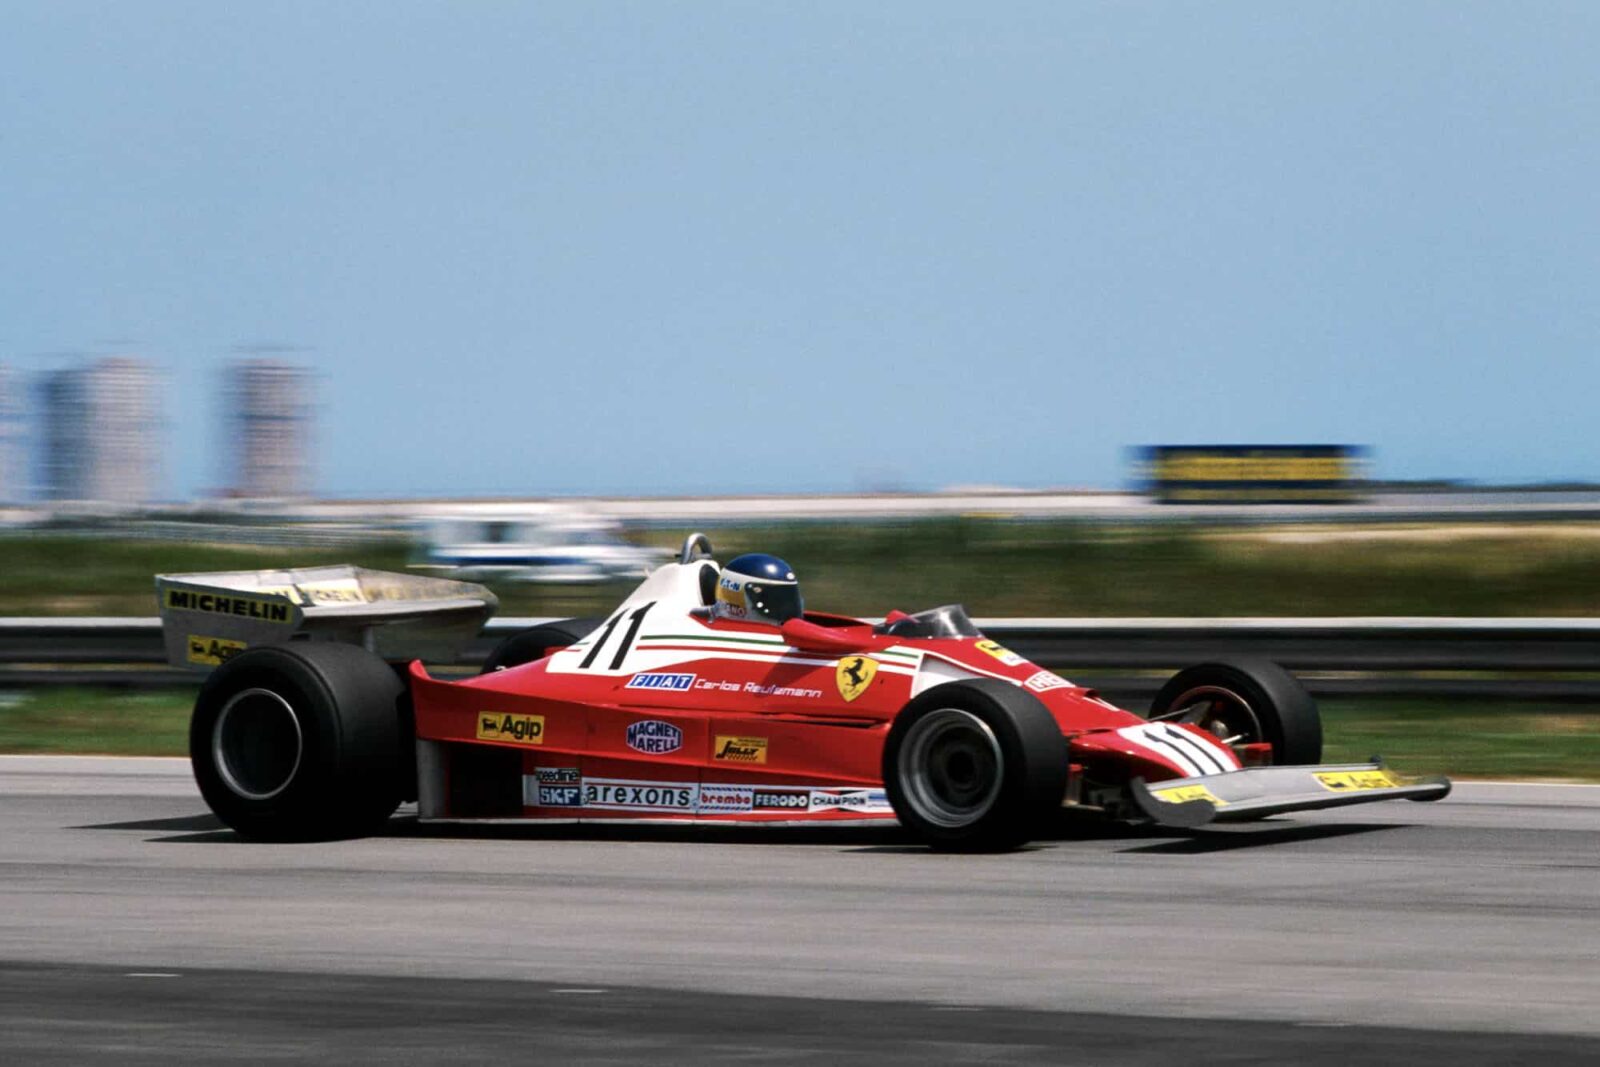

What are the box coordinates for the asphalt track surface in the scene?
[5,757,1600,1063]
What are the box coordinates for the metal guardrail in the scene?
[5,616,1600,703]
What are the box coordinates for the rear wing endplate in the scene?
[155,564,497,671]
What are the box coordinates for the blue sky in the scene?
[2,2,1596,498]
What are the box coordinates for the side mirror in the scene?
[780,617,869,654]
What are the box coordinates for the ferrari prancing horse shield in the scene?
[835,656,879,702]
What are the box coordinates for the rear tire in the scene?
[190,643,409,841]
[480,618,605,674]
[1149,659,1322,765]
[883,679,1068,852]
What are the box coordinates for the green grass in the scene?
[3,688,1596,781]
[0,535,411,616]
[0,688,194,756]
[6,519,1600,618]
[624,519,1600,619]
[1321,700,1600,781]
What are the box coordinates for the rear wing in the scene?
[155,564,498,671]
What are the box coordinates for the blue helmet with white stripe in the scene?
[714,553,803,626]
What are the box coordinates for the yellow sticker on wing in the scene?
[1314,769,1402,792]
[1148,783,1226,807]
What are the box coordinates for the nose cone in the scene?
[1071,722,1241,781]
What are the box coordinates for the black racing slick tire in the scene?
[883,679,1069,852]
[189,642,409,841]
[1150,659,1323,766]
[480,617,605,674]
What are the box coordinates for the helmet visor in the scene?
[743,581,803,625]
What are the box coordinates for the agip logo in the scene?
[626,719,683,755]
[187,634,246,667]
[476,712,545,745]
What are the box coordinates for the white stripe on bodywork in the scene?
[1116,724,1204,776]
[1152,723,1234,775]
[547,644,919,679]
[1114,723,1239,777]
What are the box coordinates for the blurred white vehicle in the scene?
[413,516,666,584]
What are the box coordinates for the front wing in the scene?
[1128,762,1451,828]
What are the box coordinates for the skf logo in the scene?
[714,735,768,764]
[477,712,545,745]
[187,634,246,666]
[835,656,878,702]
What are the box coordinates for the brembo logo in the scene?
[625,719,683,755]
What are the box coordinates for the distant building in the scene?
[36,357,160,505]
[226,359,312,498]
[0,365,23,503]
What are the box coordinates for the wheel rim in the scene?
[1168,684,1262,745]
[897,708,1004,829]
[212,688,303,801]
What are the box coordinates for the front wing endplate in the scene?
[1129,762,1451,828]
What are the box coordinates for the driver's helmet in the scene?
[714,553,803,626]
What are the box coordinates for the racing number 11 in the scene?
[577,602,655,671]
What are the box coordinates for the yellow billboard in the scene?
[1138,445,1366,504]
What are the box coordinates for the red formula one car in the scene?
[160,534,1449,850]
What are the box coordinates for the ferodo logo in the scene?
[477,712,545,745]
[626,719,683,755]
[164,589,292,624]
[713,735,768,764]
[187,634,246,666]
[753,789,810,812]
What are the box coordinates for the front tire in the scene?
[190,643,409,841]
[883,679,1068,852]
[1149,659,1322,765]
